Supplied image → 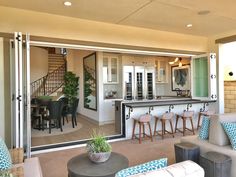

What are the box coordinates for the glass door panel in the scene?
[191,53,217,100]
[11,32,31,157]
[146,73,154,99]
[103,57,109,83]
[111,57,118,82]
[192,57,208,97]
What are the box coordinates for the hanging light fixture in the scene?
[178,57,182,67]
[169,57,179,65]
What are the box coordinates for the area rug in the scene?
[31,121,82,137]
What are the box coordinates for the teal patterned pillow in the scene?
[0,137,12,170]
[115,158,167,177]
[221,122,236,150]
[199,116,210,140]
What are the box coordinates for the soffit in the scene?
[0,0,236,36]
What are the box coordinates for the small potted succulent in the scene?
[0,170,14,177]
[86,131,112,163]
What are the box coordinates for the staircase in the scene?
[31,51,67,98]
[48,54,65,73]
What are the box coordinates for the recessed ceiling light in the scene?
[186,24,193,28]
[64,1,72,6]
[198,10,210,15]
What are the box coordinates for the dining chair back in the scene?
[59,97,69,125]
[70,98,79,128]
[43,100,64,133]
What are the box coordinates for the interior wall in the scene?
[30,46,48,82]
[0,6,208,53]
[66,49,74,72]
[0,37,5,139]
[71,49,99,122]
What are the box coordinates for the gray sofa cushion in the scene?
[209,113,236,146]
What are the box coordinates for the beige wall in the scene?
[0,6,208,53]
[30,46,48,82]
[66,49,74,72]
[0,37,5,139]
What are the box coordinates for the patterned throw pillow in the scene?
[221,122,236,150]
[115,158,167,177]
[199,116,210,140]
[0,137,12,170]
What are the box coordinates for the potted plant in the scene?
[0,170,14,177]
[86,131,112,163]
[63,71,79,106]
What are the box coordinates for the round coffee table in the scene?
[67,152,129,177]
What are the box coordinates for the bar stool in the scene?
[175,111,195,136]
[154,112,175,139]
[132,114,153,144]
[197,110,215,130]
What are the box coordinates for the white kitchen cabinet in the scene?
[100,99,116,124]
[122,55,155,66]
[103,53,119,84]
[155,59,168,83]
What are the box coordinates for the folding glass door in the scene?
[10,32,31,157]
[191,53,217,100]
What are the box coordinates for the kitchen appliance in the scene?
[123,66,155,100]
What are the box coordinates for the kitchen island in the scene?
[115,97,216,138]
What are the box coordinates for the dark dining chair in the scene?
[42,100,64,134]
[59,97,69,125]
[69,98,79,128]
[60,98,79,128]
[31,97,44,130]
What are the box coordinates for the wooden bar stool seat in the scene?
[197,110,215,130]
[132,114,153,144]
[154,112,175,139]
[175,111,195,136]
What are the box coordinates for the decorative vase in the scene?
[88,152,111,163]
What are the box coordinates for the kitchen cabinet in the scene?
[100,99,116,124]
[103,54,119,84]
[122,55,155,66]
[155,59,168,83]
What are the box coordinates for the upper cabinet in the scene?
[155,59,168,83]
[122,55,155,66]
[103,53,119,84]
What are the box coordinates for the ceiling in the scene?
[0,0,236,36]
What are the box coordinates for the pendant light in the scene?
[178,58,182,67]
[169,57,179,65]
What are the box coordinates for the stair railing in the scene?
[31,61,66,97]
